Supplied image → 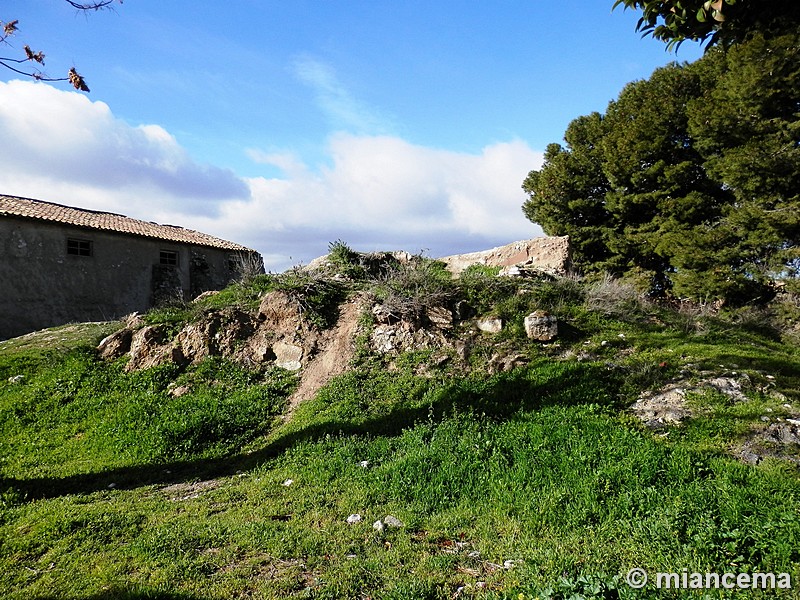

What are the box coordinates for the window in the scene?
[160,250,179,266]
[67,238,92,257]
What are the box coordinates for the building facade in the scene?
[0,194,262,340]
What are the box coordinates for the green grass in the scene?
[1,275,799,599]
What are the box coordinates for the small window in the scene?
[67,238,92,257]
[160,250,179,266]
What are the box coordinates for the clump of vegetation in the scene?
[366,256,455,322]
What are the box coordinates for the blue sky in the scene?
[0,1,702,269]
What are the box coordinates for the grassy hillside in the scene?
[1,258,799,599]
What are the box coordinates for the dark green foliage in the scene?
[524,31,799,304]
[523,113,613,271]
[613,0,800,50]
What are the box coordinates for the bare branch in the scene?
[0,0,120,92]
[63,1,117,10]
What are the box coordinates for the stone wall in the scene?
[0,216,251,340]
[437,236,571,276]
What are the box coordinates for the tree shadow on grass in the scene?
[2,362,621,502]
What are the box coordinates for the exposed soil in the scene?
[283,295,365,419]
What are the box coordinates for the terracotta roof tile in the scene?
[0,194,255,252]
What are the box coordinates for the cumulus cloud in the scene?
[208,133,545,268]
[0,80,248,217]
[0,80,544,271]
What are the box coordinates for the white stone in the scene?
[383,515,403,528]
[477,317,503,333]
[273,340,303,371]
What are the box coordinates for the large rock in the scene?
[438,236,570,277]
[371,321,440,354]
[524,311,558,341]
[97,328,133,360]
[175,321,215,364]
[125,325,186,372]
[273,340,303,371]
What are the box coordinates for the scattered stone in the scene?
[372,520,385,532]
[764,421,800,445]
[273,341,303,371]
[7,375,24,384]
[705,376,748,402]
[632,385,690,429]
[346,514,362,524]
[383,515,403,528]
[488,352,528,374]
[282,479,294,487]
[477,317,503,334]
[359,460,369,468]
[524,310,558,341]
[740,449,762,465]
[370,321,440,354]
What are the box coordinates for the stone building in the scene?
[0,194,262,340]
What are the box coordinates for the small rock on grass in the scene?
[383,515,403,528]
[346,514,362,524]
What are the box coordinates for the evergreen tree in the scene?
[522,31,799,303]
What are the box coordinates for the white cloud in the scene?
[219,133,545,268]
[0,80,544,271]
[292,56,392,134]
[0,79,248,217]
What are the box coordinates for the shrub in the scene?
[367,257,455,322]
[271,267,348,328]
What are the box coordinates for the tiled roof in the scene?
[0,194,255,252]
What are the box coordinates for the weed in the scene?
[585,273,644,319]
[367,257,455,323]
